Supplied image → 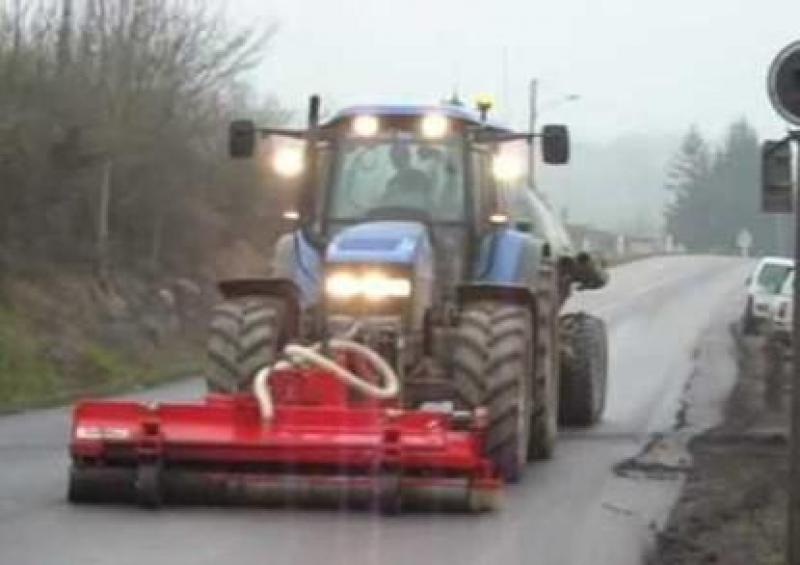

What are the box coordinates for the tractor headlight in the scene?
[325,272,362,299]
[272,146,305,177]
[421,113,449,139]
[351,115,380,138]
[492,153,524,181]
[326,271,412,301]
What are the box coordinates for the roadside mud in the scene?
[648,326,789,565]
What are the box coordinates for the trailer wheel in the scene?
[559,313,608,426]
[451,303,532,483]
[205,297,285,393]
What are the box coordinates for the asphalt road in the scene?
[0,255,752,565]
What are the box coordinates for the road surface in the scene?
[0,255,752,565]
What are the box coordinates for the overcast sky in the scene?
[222,0,800,143]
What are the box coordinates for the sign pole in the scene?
[736,229,753,257]
[765,40,800,563]
[791,133,800,565]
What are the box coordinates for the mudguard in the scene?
[217,278,301,339]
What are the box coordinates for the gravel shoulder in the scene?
[648,323,789,565]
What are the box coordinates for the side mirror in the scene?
[229,120,256,159]
[541,124,570,165]
[761,140,794,213]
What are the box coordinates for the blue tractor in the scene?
[208,97,608,482]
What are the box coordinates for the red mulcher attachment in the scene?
[68,363,501,512]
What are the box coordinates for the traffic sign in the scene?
[736,229,753,257]
[762,140,794,213]
[769,40,800,126]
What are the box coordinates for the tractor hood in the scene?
[324,221,434,327]
[326,221,430,265]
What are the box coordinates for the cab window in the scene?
[328,137,465,222]
[470,150,497,229]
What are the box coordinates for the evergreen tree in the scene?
[664,119,790,255]
[664,126,711,251]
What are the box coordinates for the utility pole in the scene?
[528,78,538,189]
[501,47,510,123]
[527,79,580,191]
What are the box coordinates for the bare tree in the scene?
[0,0,283,278]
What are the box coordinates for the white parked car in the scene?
[768,269,794,341]
[743,256,794,335]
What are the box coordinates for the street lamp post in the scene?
[528,78,580,190]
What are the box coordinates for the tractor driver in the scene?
[380,142,435,211]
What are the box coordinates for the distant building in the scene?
[566,224,662,259]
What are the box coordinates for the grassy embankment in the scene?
[0,276,202,412]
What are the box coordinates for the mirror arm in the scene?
[470,129,567,146]
[256,127,308,140]
[470,130,534,144]
[254,127,339,143]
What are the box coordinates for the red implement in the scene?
[68,367,501,512]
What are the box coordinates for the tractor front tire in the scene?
[558,313,608,426]
[451,303,532,483]
[205,297,285,393]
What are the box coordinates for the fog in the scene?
[222,0,800,230]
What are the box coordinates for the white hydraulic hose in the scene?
[252,339,400,421]
[253,361,288,422]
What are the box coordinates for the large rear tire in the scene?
[205,297,285,393]
[450,303,532,483]
[559,312,608,426]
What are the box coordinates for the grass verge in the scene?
[0,306,201,413]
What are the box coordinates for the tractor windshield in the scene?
[328,137,465,223]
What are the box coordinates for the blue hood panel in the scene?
[326,222,428,265]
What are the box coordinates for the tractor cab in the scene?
[232,101,568,234]
[229,99,570,314]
